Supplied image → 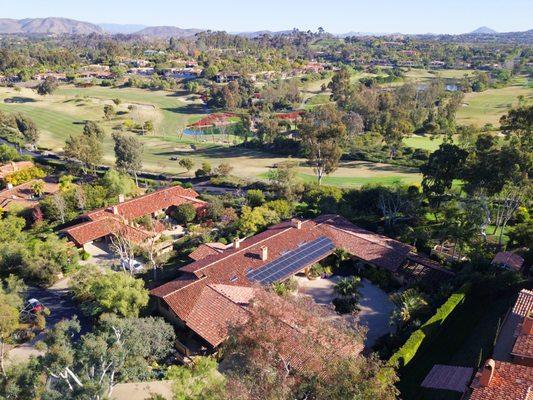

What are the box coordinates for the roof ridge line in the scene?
[190,224,299,275]
[162,275,206,298]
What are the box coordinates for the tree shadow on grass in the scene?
[153,145,283,161]
[339,160,419,173]
[4,96,37,103]
[163,104,207,115]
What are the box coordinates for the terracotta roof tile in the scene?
[0,178,59,210]
[0,161,34,179]
[493,251,525,271]
[469,361,533,400]
[513,290,533,318]
[512,334,533,360]
[421,364,473,392]
[184,285,250,347]
[63,186,205,246]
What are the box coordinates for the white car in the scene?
[120,258,144,273]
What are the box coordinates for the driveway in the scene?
[82,242,118,266]
[296,275,394,348]
[7,279,90,366]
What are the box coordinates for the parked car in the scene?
[120,258,144,273]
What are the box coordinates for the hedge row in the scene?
[388,283,471,368]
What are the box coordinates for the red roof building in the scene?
[468,289,533,399]
[0,178,59,211]
[62,186,206,248]
[0,161,35,180]
[469,359,532,400]
[492,251,525,272]
[151,215,448,352]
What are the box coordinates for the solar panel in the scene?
[247,236,335,285]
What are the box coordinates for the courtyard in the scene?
[295,275,395,348]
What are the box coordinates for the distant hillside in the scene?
[236,30,292,38]
[470,26,497,34]
[134,26,203,38]
[0,17,103,35]
[99,23,147,34]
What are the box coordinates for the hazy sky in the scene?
[1,0,532,34]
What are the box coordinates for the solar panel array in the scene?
[247,236,335,285]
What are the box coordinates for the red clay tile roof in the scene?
[184,284,251,347]
[151,215,433,347]
[514,290,533,319]
[188,243,227,261]
[421,364,474,392]
[0,161,34,179]
[469,361,533,400]
[63,186,205,246]
[493,251,525,271]
[85,186,204,221]
[0,179,59,210]
[512,333,533,360]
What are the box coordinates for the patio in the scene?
[295,275,395,348]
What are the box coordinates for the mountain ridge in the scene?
[0,17,103,34]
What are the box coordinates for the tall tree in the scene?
[298,104,347,185]
[15,114,39,148]
[112,132,143,185]
[421,143,468,202]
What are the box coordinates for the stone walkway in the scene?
[296,275,395,348]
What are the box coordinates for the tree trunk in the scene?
[1,340,6,377]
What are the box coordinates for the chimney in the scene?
[118,194,125,203]
[6,183,13,190]
[260,246,268,261]
[522,313,533,335]
[479,359,495,387]
[233,237,240,249]
[112,205,119,215]
[292,218,302,230]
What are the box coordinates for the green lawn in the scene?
[403,135,444,151]
[456,77,533,127]
[296,172,420,187]
[397,291,517,400]
[0,85,421,185]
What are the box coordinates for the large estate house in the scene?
[62,185,206,249]
[151,214,452,357]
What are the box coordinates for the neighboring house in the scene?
[61,186,206,250]
[0,161,35,181]
[0,178,59,211]
[492,251,525,273]
[468,289,533,399]
[151,214,450,356]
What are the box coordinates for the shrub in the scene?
[272,277,298,296]
[333,297,360,314]
[4,166,46,187]
[388,283,470,367]
[171,203,196,225]
[246,189,265,207]
[80,250,91,261]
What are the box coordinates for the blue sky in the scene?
[1,0,532,34]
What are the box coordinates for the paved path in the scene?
[112,380,173,400]
[7,279,89,366]
[355,279,395,348]
[296,275,394,348]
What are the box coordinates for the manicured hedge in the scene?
[388,283,471,368]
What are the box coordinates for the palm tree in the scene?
[31,179,44,198]
[390,288,429,330]
[334,276,361,301]
[333,248,349,270]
